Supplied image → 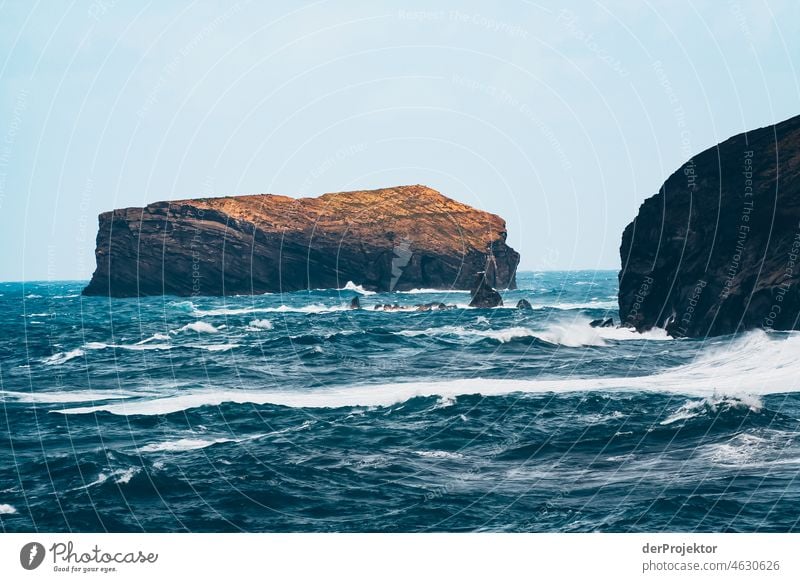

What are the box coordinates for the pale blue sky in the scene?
[1,0,798,281]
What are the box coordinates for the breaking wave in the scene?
[396,319,670,347]
[54,329,800,416]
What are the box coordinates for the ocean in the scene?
[1,271,798,532]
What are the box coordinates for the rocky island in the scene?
[83,185,519,297]
[619,114,800,337]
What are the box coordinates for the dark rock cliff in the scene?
[83,185,520,297]
[619,114,800,337]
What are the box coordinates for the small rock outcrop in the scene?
[349,296,361,310]
[469,272,503,308]
[83,185,520,297]
[590,318,614,328]
[619,114,800,337]
[516,299,533,310]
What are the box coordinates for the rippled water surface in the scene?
[1,271,799,532]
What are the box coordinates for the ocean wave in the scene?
[112,467,140,485]
[135,333,171,344]
[0,503,17,514]
[183,298,616,317]
[83,340,237,353]
[433,395,457,408]
[396,325,541,344]
[660,394,763,425]
[396,320,670,347]
[193,343,239,352]
[50,378,645,416]
[85,341,172,352]
[175,321,219,334]
[193,304,348,317]
[696,430,799,467]
[71,467,141,491]
[530,300,618,310]
[415,450,464,459]
[246,319,273,330]
[398,288,471,294]
[138,436,237,453]
[54,330,800,415]
[536,322,670,346]
[138,430,270,453]
[340,281,376,295]
[1,389,144,403]
[42,349,85,365]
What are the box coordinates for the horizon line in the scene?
[0,268,621,285]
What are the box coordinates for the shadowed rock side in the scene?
[469,271,503,308]
[83,185,519,297]
[619,114,800,337]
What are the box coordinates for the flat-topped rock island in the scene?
[83,185,520,297]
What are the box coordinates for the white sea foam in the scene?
[397,325,540,343]
[193,304,347,317]
[1,389,142,403]
[530,300,618,310]
[73,467,140,490]
[0,503,17,514]
[660,394,763,425]
[82,340,236,353]
[192,306,266,316]
[135,333,171,344]
[399,288,471,294]
[138,437,235,453]
[138,431,268,453]
[85,341,172,352]
[175,321,219,334]
[696,430,799,468]
[191,343,239,352]
[341,281,376,295]
[433,395,457,408]
[396,320,670,347]
[42,349,85,365]
[75,473,109,490]
[415,450,464,459]
[247,319,274,330]
[537,321,670,347]
[113,467,140,485]
[55,330,800,416]
[594,325,671,341]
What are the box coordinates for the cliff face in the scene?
[83,185,519,297]
[619,114,800,337]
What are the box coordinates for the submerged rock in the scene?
[83,185,519,297]
[619,114,800,337]
[516,299,533,310]
[589,318,614,328]
[349,296,361,310]
[414,302,454,312]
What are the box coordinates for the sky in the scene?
[0,0,798,281]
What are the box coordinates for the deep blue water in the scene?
[1,271,799,532]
